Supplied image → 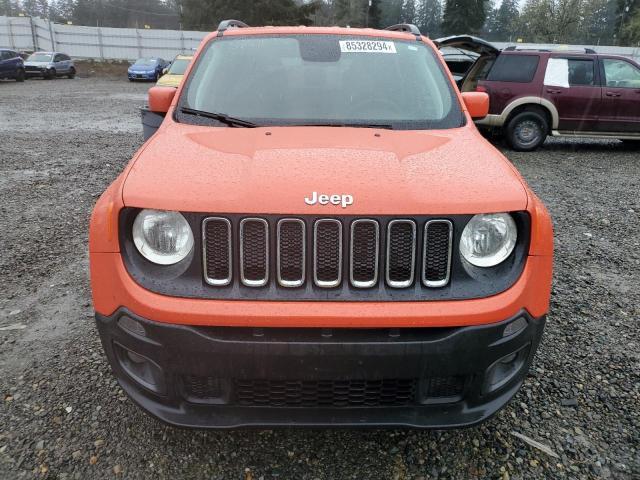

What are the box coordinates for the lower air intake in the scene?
[234,378,417,407]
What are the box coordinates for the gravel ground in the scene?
[0,77,638,480]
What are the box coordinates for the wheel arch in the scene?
[502,97,558,130]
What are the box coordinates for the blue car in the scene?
[128,57,168,82]
[0,49,25,82]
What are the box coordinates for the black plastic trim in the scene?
[385,23,422,40]
[216,19,249,37]
[95,308,546,429]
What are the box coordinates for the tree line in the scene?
[1,0,638,45]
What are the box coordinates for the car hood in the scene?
[24,61,51,67]
[156,74,183,87]
[123,124,528,215]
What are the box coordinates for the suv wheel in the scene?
[67,67,76,79]
[505,109,549,152]
[16,69,25,82]
[45,68,56,80]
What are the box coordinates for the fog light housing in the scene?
[113,342,165,395]
[503,316,528,337]
[117,315,146,337]
[483,345,530,394]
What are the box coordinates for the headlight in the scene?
[460,213,517,267]
[132,209,193,265]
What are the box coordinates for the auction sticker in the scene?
[339,40,397,53]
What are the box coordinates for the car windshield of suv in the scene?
[28,53,52,62]
[180,35,463,130]
[168,58,190,75]
[134,58,157,66]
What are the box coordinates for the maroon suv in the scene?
[437,36,640,151]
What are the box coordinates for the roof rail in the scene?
[217,19,249,36]
[505,45,598,55]
[384,23,421,40]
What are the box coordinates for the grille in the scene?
[182,375,467,407]
[386,220,417,288]
[202,216,453,291]
[350,220,380,288]
[203,218,232,286]
[314,220,342,287]
[277,219,306,287]
[234,378,417,407]
[422,220,453,287]
[240,218,269,287]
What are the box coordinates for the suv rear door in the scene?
[542,55,601,132]
[598,57,640,134]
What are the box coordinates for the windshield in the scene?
[179,35,463,130]
[28,53,52,62]
[134,58,157,66]
[168,58,191,75]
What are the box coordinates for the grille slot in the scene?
[421,375,465,402]
[277,219,306,287]
[202,217,232,286]
[350,220,380,288]
[386,220,416,288]
[314,219,343,288]
[422,220,453,288]
[240,218,269,287]
[234,378,417,407]
[183,375,224,401]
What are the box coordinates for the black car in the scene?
[0,49,25,82]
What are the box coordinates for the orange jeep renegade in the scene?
[90,20,553,428]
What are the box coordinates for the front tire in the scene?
[45,68,56,80]
[15,69,25,82]
[505,109,549,152]
[67,67,75,79]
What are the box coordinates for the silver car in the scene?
[24,52,75,79]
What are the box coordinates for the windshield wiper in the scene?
[179,107,258,128]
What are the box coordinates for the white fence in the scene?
[1,15,639,62]
[0,16,206,60]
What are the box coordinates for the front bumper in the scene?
[25,67,47,77]
[128,72,156,80]
[95,308,545,429]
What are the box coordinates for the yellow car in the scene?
[156,54,193,88]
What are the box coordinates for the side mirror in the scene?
[461,92,489,119]
[148,86,176,114]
